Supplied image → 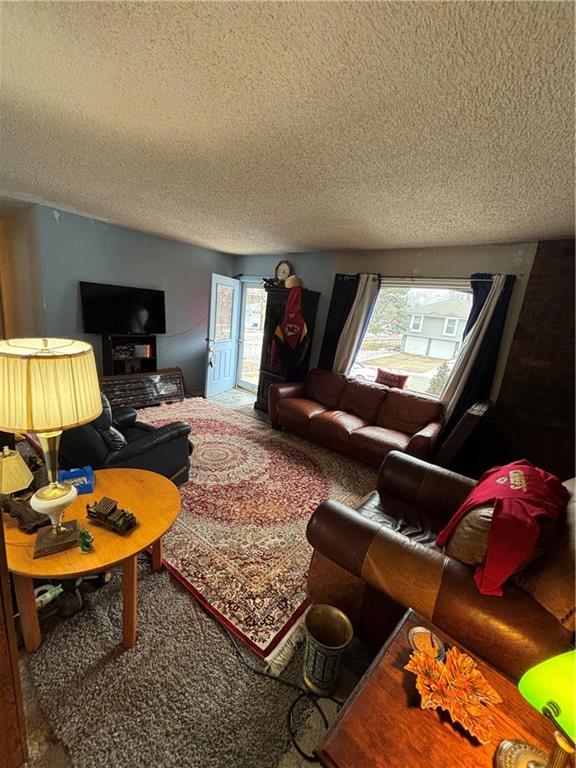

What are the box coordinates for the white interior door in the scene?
[205,274,240,397]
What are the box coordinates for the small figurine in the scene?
[79,527,94,553]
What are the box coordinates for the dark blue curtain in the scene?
[444,274,515,435]
[464,273,493,336]
[318,274,359,370]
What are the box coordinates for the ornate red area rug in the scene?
[138,398,376,662]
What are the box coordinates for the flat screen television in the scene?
[80,281,166,335]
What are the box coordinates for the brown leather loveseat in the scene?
[306,451,574,679]
[269,369,444,466]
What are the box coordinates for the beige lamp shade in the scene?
[0,338,102,433]
[0,446,34,494]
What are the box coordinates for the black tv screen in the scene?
[80,281,166,335]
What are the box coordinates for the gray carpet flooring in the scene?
[25,561,318,768]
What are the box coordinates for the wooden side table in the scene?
[3,468,181,653]
[316,611,554,768]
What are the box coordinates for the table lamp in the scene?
[496,650,575,768]
[0,445,34,494]
[0,338,102,557]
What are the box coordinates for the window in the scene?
[443,317,458,337]
[350,282,473,398]
[409,314,423,332]
[215,284,234,341]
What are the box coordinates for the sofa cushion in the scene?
[338,379,389,423]
[358,491,440,547]
[278,398,327,428]
[377,388,443,434]
[305,369,347,409]
[513,479,575,631]
[309,411,368,447]
[349,426,410,465]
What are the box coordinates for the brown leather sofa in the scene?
[306,451,574,680]
[269,369,444,466]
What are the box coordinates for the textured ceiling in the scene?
[0,1,574,254]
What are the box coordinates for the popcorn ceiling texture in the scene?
[0,1,574,254]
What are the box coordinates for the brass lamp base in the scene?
[496,740,549,768]
[33,519,79,558]
[497,735,573,768]
[31,480,79,558]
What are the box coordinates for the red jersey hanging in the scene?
[436,460,569,596]
[270,287,310,372]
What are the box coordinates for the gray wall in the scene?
[4,207,539,401]
[35,207,234,392]
[235,244,537,397]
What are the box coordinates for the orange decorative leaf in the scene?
[404,646,502,744]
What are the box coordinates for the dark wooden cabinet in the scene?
[102,335,157,376]
[254,287,320,412]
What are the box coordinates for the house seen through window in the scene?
[350,284,473,397]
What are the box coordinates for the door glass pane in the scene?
[215,285,234,340]
[238,284,266,388]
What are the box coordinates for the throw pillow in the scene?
[445,504,557,571]
[375,368,408,389]
[445,505,493,565]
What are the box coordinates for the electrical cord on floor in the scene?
[224,628,344,762]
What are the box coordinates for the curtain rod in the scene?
[380,275,492,283]
[378,275,521,282]
[336,273,510,282]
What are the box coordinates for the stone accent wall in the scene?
[494,239,575,479]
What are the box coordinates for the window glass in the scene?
[410,315,423,332]
[238,284,266,388]
[215,284,234,341]
[351,285,473,397]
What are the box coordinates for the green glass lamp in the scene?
[497,650,575,768]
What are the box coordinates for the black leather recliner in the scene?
[60,394,193,485]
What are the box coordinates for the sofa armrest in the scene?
[377,451,475,526]
[306,499,382,577]
[308,498,449,620]
[406,420,443,459]
[104,422,191,465]
[268,381,306,427]
[434,559,573,679]
[112,406,138,429]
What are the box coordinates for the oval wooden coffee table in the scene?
[3,468,181,653]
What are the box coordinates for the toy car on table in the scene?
[86,496,138,535]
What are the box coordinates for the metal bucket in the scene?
[303,604,353,696]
